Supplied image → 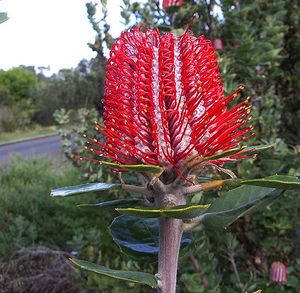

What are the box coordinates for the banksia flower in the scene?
[214,38,223,50]
[162,0,183,8]
[84,27,253,180]
[269,261,288,284]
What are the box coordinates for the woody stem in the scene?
[157,216,183,293]
[154,190,185,293]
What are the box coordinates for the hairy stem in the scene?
[157,217,183,293]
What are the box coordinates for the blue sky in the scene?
[0,0,124,74]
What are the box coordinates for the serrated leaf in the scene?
[233,175,300,189]
[110,215,192,258]
[50,182,121,197]
[117,204,210,219]
[70,258,158,288]
[201,185,283,229]
[77,199,142,208]
[100,161,163,174]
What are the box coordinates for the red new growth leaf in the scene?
[86,27,253,175]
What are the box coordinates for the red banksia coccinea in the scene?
[214,38,223,50]
[84,27,253,178]
[162,0,183,8]
[269,261,288,284]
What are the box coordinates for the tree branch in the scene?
[189,255,209,289]
[228,248,245,293]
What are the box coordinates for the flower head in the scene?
[214,38,223,50]
[269,261,288,284]
[162,0,183,8]
[85,27,253,179]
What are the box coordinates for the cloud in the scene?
[0,0,124,74]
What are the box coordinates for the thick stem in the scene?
[157,217,183,293]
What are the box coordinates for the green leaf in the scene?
[231,175,300,190]
[0,12,8,24]
[201,185,283,228]
[70,258,158,288]
[240,144,275,155]
[77,199,142,208]
[100,161,163,174]
[203,147,245,162]
[50,182,121,197]
[202,144,274,162]
[110,215,192,258]
[117,204,210,219]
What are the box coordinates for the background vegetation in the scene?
[0,61,99,132]
[0,0,299,292]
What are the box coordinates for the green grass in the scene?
[0,125,57,143]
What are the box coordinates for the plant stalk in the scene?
[157,216,183,293]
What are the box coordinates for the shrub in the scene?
[0,157,111,257]
[0,157,154,292]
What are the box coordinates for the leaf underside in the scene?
[50,182,121,197]
[110,215,192,258]
[77,199,142,209]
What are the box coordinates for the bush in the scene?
[177,147,300,293]
[0,157,154,292]
[0,106,18,132]
[0,157,111,257]
[54,106,300,292]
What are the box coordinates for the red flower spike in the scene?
[92,27,253,176]
[269,261,288,284]
[163,0,183,9]
[214,38,223,50]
